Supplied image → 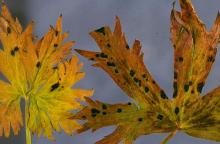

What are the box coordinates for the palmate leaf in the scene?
[171,0,220,142]
[0,3,93,140]
[75,16,176,144]
[171,0,220,115]
[75,0,220,143]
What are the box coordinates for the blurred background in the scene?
[2,0,220,143]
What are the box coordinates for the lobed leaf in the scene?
[171,0,220,107]
[181,86,220,142]
[0,3,93,139]
[76,17,172,112]
[75,0,220,143]
[76,17,176,143]
[73,98,175,144]
[168,0,220,142]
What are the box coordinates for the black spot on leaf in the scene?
[7,27,11,34]
[36,62,41,68]
[117,108,122,113]
[107,62,116,67]
[10,47,20,56]
[157,114,163,120]
[54,43,58,47]
[173,82,178,98]
[197,82,204,93]
[133,77,139,83]
[184,84,189,92]
[95,27,105,35]
[174,71,178,79]
[175,107,179,115]
[100,53,108,58]
[91,108,100,114]
[178,57,184,62]
[55,30,59,36]
[14,46,19,51]
[144,87,149,93]
[207,56,215,62]
[102,104,107,110]
[10,50,15,56]
[126,44,129,49]
[106,43,111,48]
[138,118,143,122]
[95,54,100,57]
[130,70,135,77]
[160,90,168,99]
[50,82,60,91]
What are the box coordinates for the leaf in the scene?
[171,0,220,111]
[170,0,220,141]
[0,3,93,140]
[181,86,220,142]
[75,17,176,143]
[73,98,175,144]
[75,0,220,143]
[76,17,172,110]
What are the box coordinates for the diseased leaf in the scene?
[75,0,220,143]
[182,86,220,142]
[76,17,172,111]
[170,0,220,142]
[73,98,175,144]
[75,17,175,143]
[171,0,220,112]
[0,3,93,140]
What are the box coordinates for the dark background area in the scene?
[1,0,220,143]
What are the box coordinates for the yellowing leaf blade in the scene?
[0,4,93,140]
[76,17,171,111]
[182,86,220,142]
[171,0,220,115]
[73,98,176,144]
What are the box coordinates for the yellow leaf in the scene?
[0,3,93,140]
[76,17,172,111]
[73,98,175,143]
[75,17,175,143]
[75,0,220,143]
[170,1,220,142]
[171,0,219,111]
[181,86,220,142]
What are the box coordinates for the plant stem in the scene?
[25,99,32,144]
[160,129,178,144]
